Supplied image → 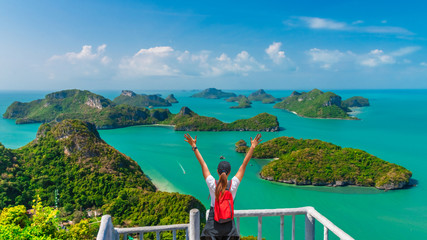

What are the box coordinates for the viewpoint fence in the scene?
[97,207,354,240]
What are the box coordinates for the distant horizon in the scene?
[1,1,427,90]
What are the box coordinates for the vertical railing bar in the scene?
[156,231,160,240]
[173,229,176,240]
[186,228,189,240]
[236,217,240,234]
[280,215,284,240]
[257,216,262,240]
[324,226,329,240]
[292,215,296,240]
[139,231,144,240]
[123,233,127,240]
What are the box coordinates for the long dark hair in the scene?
[215,172,227,199]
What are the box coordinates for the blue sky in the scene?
[1,0,426,90]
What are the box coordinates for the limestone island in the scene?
[341,96,370,108]
[274,89,370,119]
[113,90,172,107]
[0,119,206,232]
[3,89,280,132]
[165,94,179,103]
[248,89,280,104]
[191,88,236,99]
[226,95,252,109]
[236,137,412,190]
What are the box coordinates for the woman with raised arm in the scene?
[184,133,262,240]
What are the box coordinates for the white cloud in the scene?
[46,44,112,80]
[306,46,420,69]
[288,17,413,35]
[209,51,265,76]
[265,42,286,64]
[299,17,346,30]
[119,46,179,77]
[421,62,427,67]
[307,48,345,69]
[359,47,420,67]
[352,20,364,25]
[118,46,265,78]
[49,44,111,64]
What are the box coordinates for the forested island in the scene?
[191,88,236,99]
[226,95,252,108]
[274,89,370,119]
[0,119,206,239]
[226,89,279,108]
[236,137,412,190]
[113,90,173,107]
[3,89,280,132]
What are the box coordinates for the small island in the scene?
[226,95,252,108]
[0,119,206,233]
[165,107,279,132]
[113,90,172,107]
[236,137,412,190]
[248,89,280,104]
[3,89,280,132]
[165,94,179,103]
[274,89,370,119]
[341,96,370,108]
[191,88,236,99]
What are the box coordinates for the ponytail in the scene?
[215,172,228,199]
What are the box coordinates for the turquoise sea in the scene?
[1,89,426,239]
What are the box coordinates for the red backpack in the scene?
[214,180,234,223]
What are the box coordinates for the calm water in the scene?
[0,89,426,239]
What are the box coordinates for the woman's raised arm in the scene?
[235,134,262,181]
[184,133,211,179]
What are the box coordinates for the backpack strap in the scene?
[226,179,232,190]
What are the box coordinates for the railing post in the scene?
[257,216,262,240]
[305,213,315,240]
[188,209,200,240]
[280,215,284,240]
[324,226,329,240]
[236,217,240,234]
[97,215,114,240]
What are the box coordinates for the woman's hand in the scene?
[184,133,197,147]
[250,134,262,148]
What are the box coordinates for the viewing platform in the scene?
[97,206,354,240]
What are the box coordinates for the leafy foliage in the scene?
[0,120,206,239]
[0,197,95,240]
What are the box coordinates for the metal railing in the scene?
[97,207,354,240]
[97,209,200,240]
[231,206,354,240]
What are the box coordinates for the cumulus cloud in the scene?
[118,46,265,78]
[46,44,112,80]
[265,42,286,64]
[359,47,420,67]
[119,46,179,76]
[49,44,111,64]
[307,46,420,69]
[210,51,265,76]
[420,62,427,67]
[307,48,346,69]
[286,17,413,35]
